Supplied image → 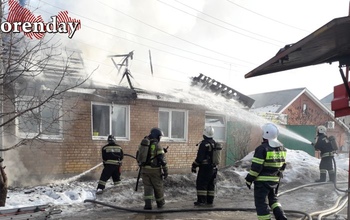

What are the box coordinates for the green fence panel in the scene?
[225,124,316,166]
[225,121,236,166]
[278,125,315,156]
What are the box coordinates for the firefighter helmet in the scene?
[203,126,215,138]
[107,135,116,144]
[317,125,327,134]
[149,127,164,139]
[262,123,278,140]
[262,123,282,147]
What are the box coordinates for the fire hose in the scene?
[84,199,311,218]
[278,156,348,220]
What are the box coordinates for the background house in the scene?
[249,87,350,156]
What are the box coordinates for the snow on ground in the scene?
[1,149,349,219]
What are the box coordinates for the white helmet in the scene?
[317,125,327,134]
[203,126,214,138]
[262,123,282,147]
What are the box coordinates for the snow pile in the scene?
[0,149,348,217]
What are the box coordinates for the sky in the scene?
[1,149,349,219]
[13,0,350,100]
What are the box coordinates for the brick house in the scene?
[5,84,235,181]
[2,42,254,182]
[249,87,349,155]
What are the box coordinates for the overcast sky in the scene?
[23,0,350,99]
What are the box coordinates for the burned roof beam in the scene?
[191,73,255,108]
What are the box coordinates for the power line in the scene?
[158,0,284,46]
[50,24,238,85]
[95,0,253,64]
[39,0,253,68]
[35,1,254,84]
[79,23,243,70]
[226,0,309,32]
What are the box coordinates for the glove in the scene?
[213,167,218,178]
[191,167,197,173]
[278,163,286,178]
[280,163,286,171]
[191,162,198,173]
[162,167,168,180]
[278,171,284,179]
[246,181,252,190]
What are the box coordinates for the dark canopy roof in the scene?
[245,16,350,78]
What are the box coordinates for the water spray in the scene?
[56,154,137,184]
[277,126,312,145]
[164,86,313,145]
[57,162,103,184]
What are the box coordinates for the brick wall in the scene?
[283,93,347,149]
[11,95,210,179]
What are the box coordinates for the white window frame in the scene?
[91,102,130,141]
[16,96,63,140]
[159,108,188,142]
[205,112,226,142]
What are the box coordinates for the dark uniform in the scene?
[245,123,287,220]
[140,128,168,210]
[192,133,218,206]
[97,135,124,193]
[314,132,335,182]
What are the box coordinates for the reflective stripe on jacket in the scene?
[102,143,123,165]
[246,141,286,183]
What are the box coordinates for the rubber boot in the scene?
[315,173,326,182]
[329,172,336,183]
[206,195,214,206]
[194,195,206,206]
[156,200,165,208]
[273,207,288,220]
[144,199,152,210]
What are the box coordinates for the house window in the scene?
[159,108,188,141]
[327,121,335,129]
[17,97,62,139]
[302,104,307,114]
[92,103,129,140]
[205,113,226,141]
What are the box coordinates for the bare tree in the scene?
[226,121,254,164]
[2,35,94,145]
[0,4,96,204]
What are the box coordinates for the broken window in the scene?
[205,113,226,141]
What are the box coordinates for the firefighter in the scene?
[140,127,168,210]
[245,123,288,220]
[96,135,124,194]
[313,125,335,182]
[191,126,218,206]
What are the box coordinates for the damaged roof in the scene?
[191,73,255,108]
[245,16,350,78]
